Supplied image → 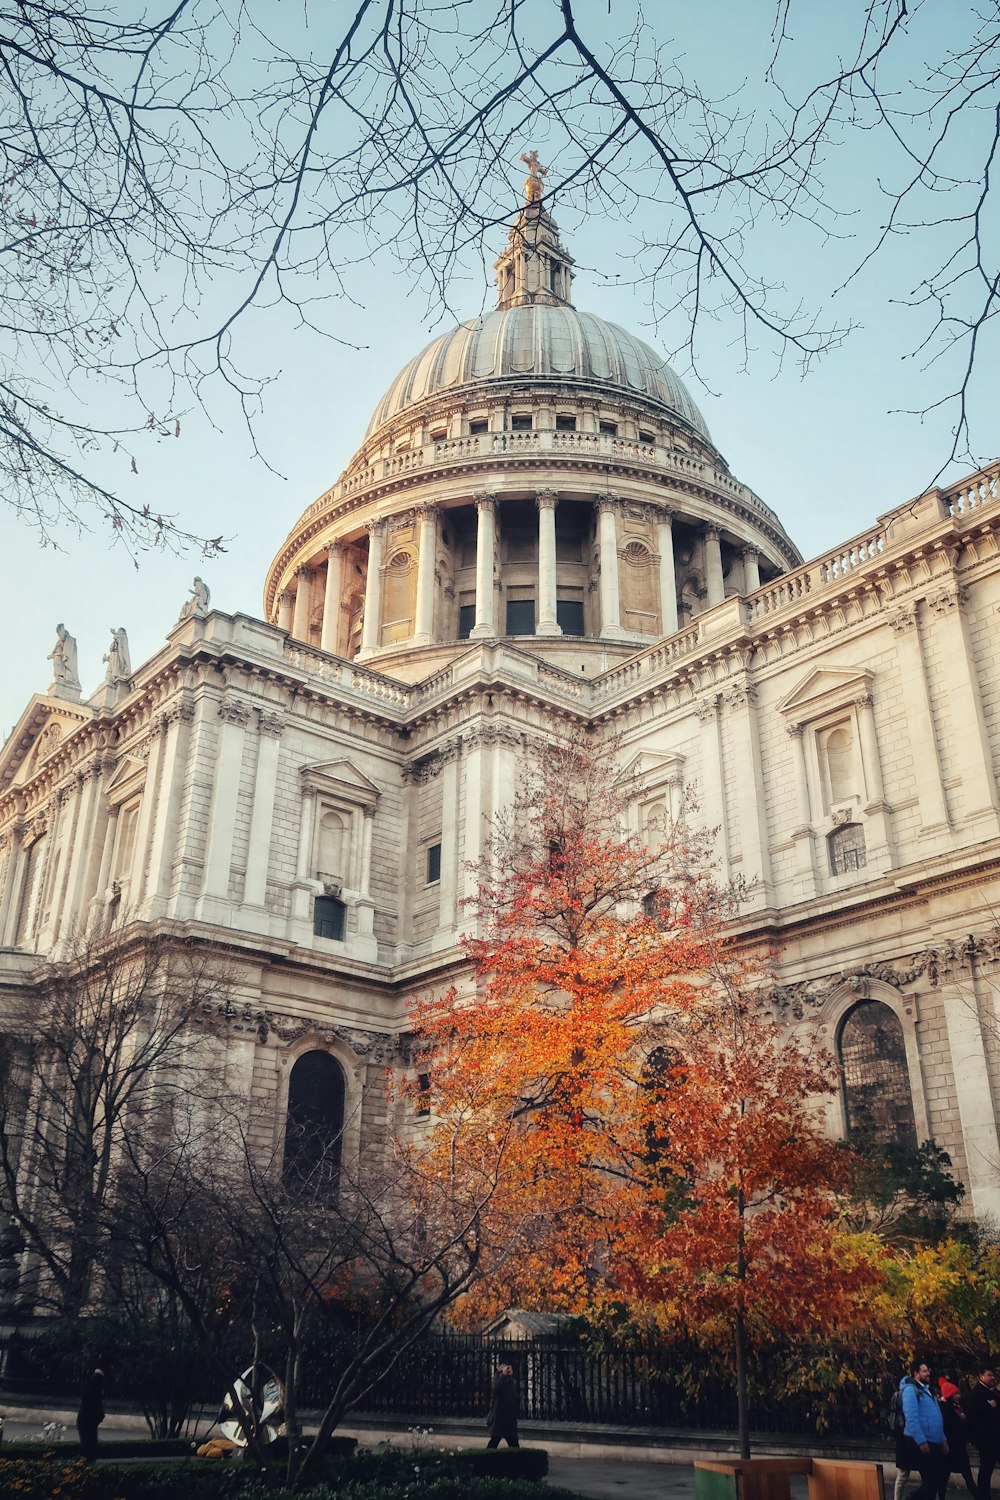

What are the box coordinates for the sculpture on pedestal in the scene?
[103,627,132,685]
[48,623,81,698]
[178,575,211,622]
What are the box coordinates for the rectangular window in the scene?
[557,599,585,636]
[458,604,476,639]
[313,895,346,941]
[638,430,655,444]
[599,421,618,437]
[506,598,536,636]
[556,414,577,432]
[426,842,442,884]
[469,419,488,435]
[511,414,532,432]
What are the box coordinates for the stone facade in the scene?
[3,188,1000,1225]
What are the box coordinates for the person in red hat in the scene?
[938,1377,978,1500]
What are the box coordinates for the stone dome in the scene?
[363,303,712,445]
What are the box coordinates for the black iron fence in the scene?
[0,1326,898,1441]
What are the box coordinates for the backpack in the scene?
[890,1380,910,1438]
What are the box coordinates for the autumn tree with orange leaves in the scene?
[622,1001,881,1455]
[408,740,883,1454]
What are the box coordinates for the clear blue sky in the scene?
[1,1,993,735]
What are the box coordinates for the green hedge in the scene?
[0,1443,555,1499]
[0,1458,570,1500]
[0,1436,193,1459]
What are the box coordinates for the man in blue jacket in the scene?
[902,1360,949,1500]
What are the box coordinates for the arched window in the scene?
[838,1000,917,1148]
[283,1051,346,1187]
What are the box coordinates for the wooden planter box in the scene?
[695,1456,885,1500]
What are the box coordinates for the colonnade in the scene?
[278,495,764,654]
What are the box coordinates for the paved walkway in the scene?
[0,1408,891,1500]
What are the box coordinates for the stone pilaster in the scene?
[144,703,195,918]
[927,583,1000,838]
[196,694,250,919]
[243,710,284,912]
[888,603,950,836]
[787,723,818,891]
[695,694,729,877]
[722,678,773,903]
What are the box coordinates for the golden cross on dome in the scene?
[520,150,547,202]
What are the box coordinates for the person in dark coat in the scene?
[486,1363,519,1449]
[76,1368,105,1461]
[938,1379,977,1499]
[966,1367,1000,1500]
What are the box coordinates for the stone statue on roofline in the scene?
[178,575,211,623]
[48,623,81,700]
[103,626,132,685]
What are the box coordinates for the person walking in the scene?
[938,1379,978,1499]
[486,1362,519,1449]
[895,1373,916,1500]
[902,1360,949,1500]
[966,1367,1000,1500]
[76,1367,105,1461]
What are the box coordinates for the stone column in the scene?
[196,695,249,917]
[291,567,313,641]
[535,490,561,636]
[320,543,345,654]
[888,604,950,836]
[414,504,438,643]
[359,520,385,656]
[276,590,294,632]
[742,547,761,593]
[705,526,725,607]
[656,508,679,636]
[597,497,624,638]
[243,710,284,911]
[470,493,498,639]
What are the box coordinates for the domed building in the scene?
[264,184,799,677]
[3,169,1000,1266]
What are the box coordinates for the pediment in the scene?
[777,665,873,721]
[302,758,380,806]
[0,695,93,793]
[619,750,685,789]
[106,755,148,803]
